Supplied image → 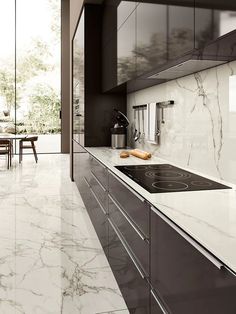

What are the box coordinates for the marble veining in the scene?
[0,155,128,314]
[127,60,236,184]
[85,147,236,274]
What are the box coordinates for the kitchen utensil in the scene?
[133,110,138,140]
[135,109,141,142]
[141,108,145,140]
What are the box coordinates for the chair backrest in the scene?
[22,136,38,142]
[0,139,11,146]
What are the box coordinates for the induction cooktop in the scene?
[115,164,231,193]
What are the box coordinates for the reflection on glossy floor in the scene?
[0,154,128,314]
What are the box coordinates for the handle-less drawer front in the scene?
[84,167,108,213]
[151,207,236,314]
[90,156,108,190]
[108,219,149,314]
[109,194,149,276]
[83,178,108,254]
[108,171,149,238]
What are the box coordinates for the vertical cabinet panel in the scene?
[117,3,136,85]
[73,11,85,145]
[102,0,118,91]
[168,3,194,60]
[136,3,167,76]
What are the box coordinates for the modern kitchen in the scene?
[72,0,236,313]
[1,0,236,313]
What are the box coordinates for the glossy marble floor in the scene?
[0,154,128,314]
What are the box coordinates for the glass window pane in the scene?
[16,0,61,153]
[0,1,15,137]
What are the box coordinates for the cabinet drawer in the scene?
[151,207,236,314]
[90,156,108,190]
[108,219,149,314]
[108,171,149,237]
[83,178,108,254]
[85,170,108,213]
[109,194,149,276]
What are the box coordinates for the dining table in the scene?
[0,133,28,155]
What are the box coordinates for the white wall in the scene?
[127,60,236,184]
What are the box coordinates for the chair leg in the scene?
[32,142,38,163]
[19,143,22,163]
[9,146,12,167]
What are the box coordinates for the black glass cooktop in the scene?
[115,164,231,193]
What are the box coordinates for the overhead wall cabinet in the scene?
[102,0,236,92]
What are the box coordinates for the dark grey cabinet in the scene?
[195,0,236,49]
[102,0,236,92]
[151,207,236,314]
[73,149,236,314]
[108,218,150,314]
[72,144,108,255]
[73,11,84,145]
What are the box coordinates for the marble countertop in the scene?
[85,147,236,274]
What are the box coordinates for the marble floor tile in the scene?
[0,154,128,314]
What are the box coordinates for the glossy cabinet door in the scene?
[117,3,136,85]
[72,140,89,189]
[73,11,85,146]
[151,208,236,314]
[168,2,194,60]
[108,219,149,314]
[108,194,149,276]
[102,0,119,91]
[136,2,167,76]
[195,0,236,49]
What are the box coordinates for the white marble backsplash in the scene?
[127,60,236,184]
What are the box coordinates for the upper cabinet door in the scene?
[195,0,236,49]
[73,11,84,145]
[136,2,168,76]
[168,2,194,60]
[117,2,136,85]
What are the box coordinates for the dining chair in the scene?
[0,139,12,169]
[19,136,38,163]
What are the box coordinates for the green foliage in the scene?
[0,67,15,110]
[26,84,60,134]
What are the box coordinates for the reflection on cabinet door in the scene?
[73,140,89,189]
[151,208,236,314]
[117,1,137,29]
[136,2,167,76]
[108,219,149,314]
[117,9,136,85]
[168,3,194,60]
